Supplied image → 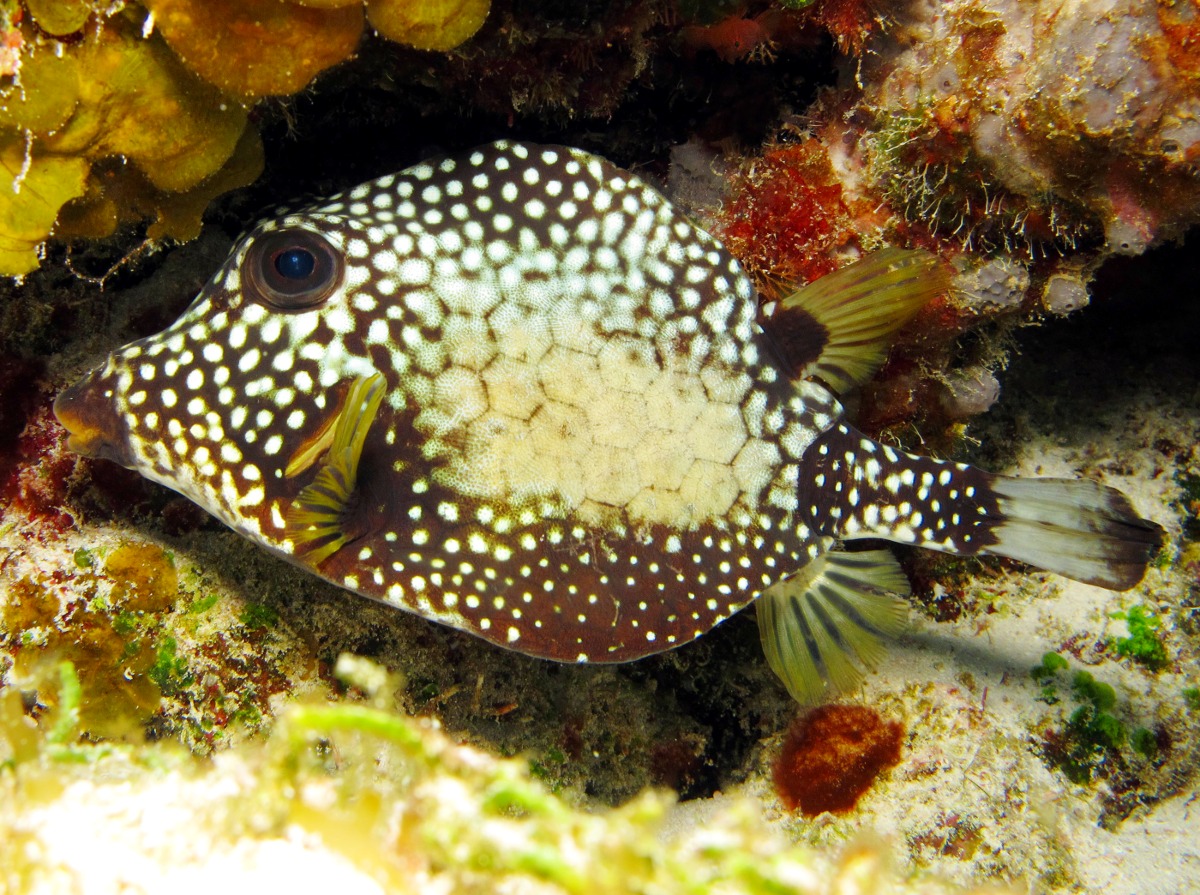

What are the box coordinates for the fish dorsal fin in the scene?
[756,549,910,705]
[286,372,387,567]
[764,248,949,396]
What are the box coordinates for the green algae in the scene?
[186,593,219,614]
[1184,687,1200,712]
[1030,655,1164,786]
[238,602,280,630]
[147,635,190,696]
[1109,605,1170,672]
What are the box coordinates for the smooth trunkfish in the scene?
[55,141,1164,704]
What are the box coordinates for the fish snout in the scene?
[53,374,137,468]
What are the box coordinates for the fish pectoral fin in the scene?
[285,372,387,567]
[283,404,342,479]
[756,548,910,706]
[765,248,949,395]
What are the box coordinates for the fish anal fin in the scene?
[285,372,387,568]
[757,548,910,705]
[764,247,949,395]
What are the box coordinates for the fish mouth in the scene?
[53,377,137,469]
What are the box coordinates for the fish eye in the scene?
[244,227,343,311]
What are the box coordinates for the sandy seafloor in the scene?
[0,233,1198,893]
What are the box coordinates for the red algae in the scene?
[680,7,813,63]
[718,141,861,293]
[806,0,880,56]
[682,14,772,63]
[773,704,904,815]
[0,374,77,531]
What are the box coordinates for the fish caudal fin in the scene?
[757,549,910,705]
[798,424,1165,591]
[985,476,1164,590]
[764,248,950,395]
[286,372,387,567]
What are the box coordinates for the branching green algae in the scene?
[0,656,1012,895]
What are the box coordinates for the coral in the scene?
[1,0,494,276]
[865,103,1098,256]
[26,20,246,193]
[0,10,258,276]
[22,0,97,37]
[0,657,1010,895]
[366,0,491,52]
[142,0,364,99]
[137,0,493,97]
[773,704,904,814]
[696,0,1200,455]
[854,0,1200,256]
[709,125,1047,445]
[0,138,88,276]
[58,121,266,244]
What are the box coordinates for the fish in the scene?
[54,140,1165,704]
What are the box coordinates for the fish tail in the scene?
[800,423,1164,590]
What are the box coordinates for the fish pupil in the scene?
[274,248,317,281]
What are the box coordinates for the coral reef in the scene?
[1,205,1196,893]
[0,7,256,276]
[0,0,492,276]
[0,0,1197,892]
[855,0,1200,257]
[701,0,1200,444]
